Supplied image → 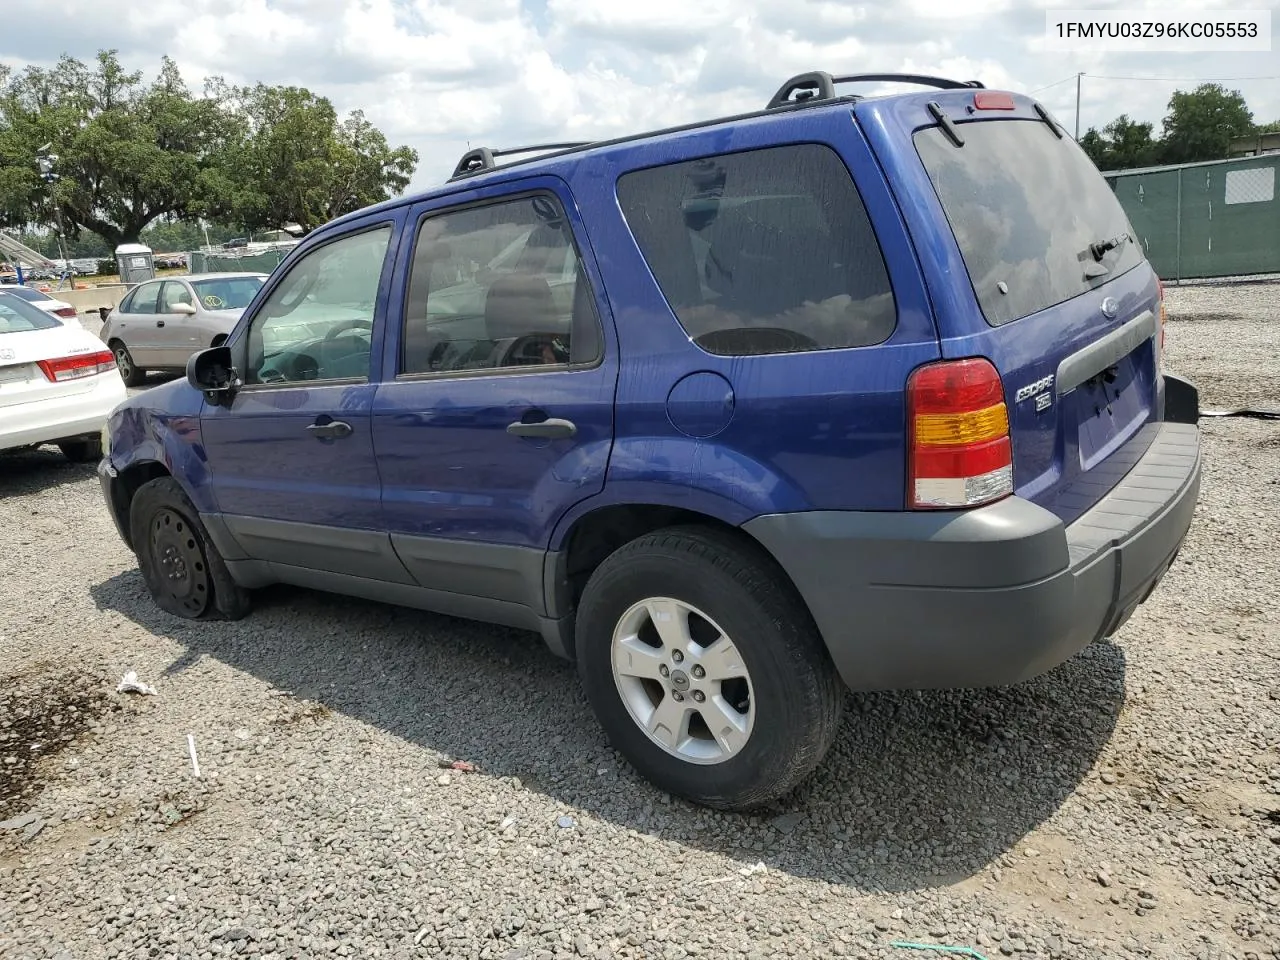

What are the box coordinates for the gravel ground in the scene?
[2,283,1278,960]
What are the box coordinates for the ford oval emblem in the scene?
[1100,296,1119,319]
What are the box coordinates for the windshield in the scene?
[915,118,1146,326]
[0,293,61,333]
[190,276,264,311]
[1,287,51,303]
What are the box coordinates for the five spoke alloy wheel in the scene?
[611,597,754,764]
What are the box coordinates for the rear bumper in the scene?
[0,374,125,452]
[743,420,1201,691]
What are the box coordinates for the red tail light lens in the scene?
[908,357,1013,509]
[54,306,78,319]
[37,350,116,383]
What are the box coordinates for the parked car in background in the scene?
[99,272,267,386]
[99,71,1202,810]
[0,292,125,462]
[0,284,79,325]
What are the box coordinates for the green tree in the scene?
[1256,120,1280,134]
[1078,115,1159,171]
[214,84,418,236]
[0,51,241,247]
[1158,83,1255,164]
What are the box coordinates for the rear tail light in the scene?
[37,350,116,382]
[54,306,78,319]
[908,357,1013,510]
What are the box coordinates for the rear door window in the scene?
[617,144,896,356]
[915,119,1146,326]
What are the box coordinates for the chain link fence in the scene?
[1104,153,1280,282]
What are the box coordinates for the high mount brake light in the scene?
[973,92,1016,110]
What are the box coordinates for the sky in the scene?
[1,0,1277,189]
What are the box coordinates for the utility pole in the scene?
[36,145,72,290]
[1074,72,1084,140]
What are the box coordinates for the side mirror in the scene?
[172,302,197,316]
[186,345,240,406]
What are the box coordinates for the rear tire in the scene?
[109,339,145,387]
[58,437,102,463]
[575,526,844,811]
[129,477,251,620]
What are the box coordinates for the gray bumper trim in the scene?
[744,421,1201,692]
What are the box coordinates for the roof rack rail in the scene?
[450,142,594,180]
[766,71,985,110]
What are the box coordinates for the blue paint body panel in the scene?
[100,83,1189,677]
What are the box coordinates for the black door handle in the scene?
[156,320,165,327]
[507,417,577,440]
[307,420,353,439]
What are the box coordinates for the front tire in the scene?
[576,526,844,811]
[129,477,251,620]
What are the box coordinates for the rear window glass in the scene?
[2,287,50,303]
[915,119,1145,326]
[617,144,896,356]
[0,294,60,333]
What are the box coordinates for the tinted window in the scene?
[2,287,50,303]
[159,282,193,312]
[246,226,391,385]
[400,194,601,375]
[191,277,263,311]
[0,294,60,333]
[617,144,896,356]
[915,119,1146,326]
[126,282,162,315]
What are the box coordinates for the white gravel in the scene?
[1,283,1278,960]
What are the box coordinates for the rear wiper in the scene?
[1088,232,1131,262]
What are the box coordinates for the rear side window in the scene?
[617,144,896,356]
[125,282,162,315]
[915,119,1146,326]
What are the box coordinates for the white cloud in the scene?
[1,0,1276,189]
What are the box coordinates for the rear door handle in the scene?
[506,417,577,440]
[156,320,165,327]
[307,420,353,439]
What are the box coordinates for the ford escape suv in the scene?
[99,71,1202,810]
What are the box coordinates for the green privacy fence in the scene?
[188,249,290,275]
[1104,154,1280,281]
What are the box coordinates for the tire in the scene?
[58,437,102,463]
[128,477,251,621]
[110,339,146,387]
[575,525,844,811]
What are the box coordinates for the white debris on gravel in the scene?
[1,282,1277,960]
[115,670,157,696]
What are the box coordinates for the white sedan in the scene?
[0,284,80,325]
[0,291,126,462]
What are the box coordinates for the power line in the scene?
[1086,74,1280,82]
[1029,75,1079,94]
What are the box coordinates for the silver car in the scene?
[101,272,268,386]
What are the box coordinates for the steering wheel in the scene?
[506,333,570,366]
[323,319,373,342]
[203,294,226,309]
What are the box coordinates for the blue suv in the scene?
[100,72,1202,810]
